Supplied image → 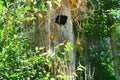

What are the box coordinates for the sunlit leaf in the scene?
[50,78,55,80]
[35,46,39,51]
[65,42,73,50]
[110,10,117,15]
[77,67,83,71]
[38,13,42,18]
[55,43,64,49]
[54,0,60,6]
[0,1,3,13]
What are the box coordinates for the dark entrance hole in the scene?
[55,15,68,25]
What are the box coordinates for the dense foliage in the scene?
[0,0,70,79]
[80,0,120,80]
[0,0,120,80]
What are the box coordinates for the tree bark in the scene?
[106,13,120,80]
[110,28,120,80]
[34,1,75,79]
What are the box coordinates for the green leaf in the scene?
[50,78,55,80]
[24,5,31,11]
[10,74,17,78]
[0,1,3,13]
[55,43,64,49]
[110,10,117,15]
[38,13,42,18]
[65,42,73,50]
[54,1,60,6]
[56,75,62,78]
[77,67,83,71]
[35,46,39,51]
[64,57,70,61]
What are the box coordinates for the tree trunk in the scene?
[110,28,120,80]
[34,1,75,79]
[106,13,120,80]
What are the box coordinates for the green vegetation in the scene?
[0,0,120,80]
